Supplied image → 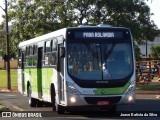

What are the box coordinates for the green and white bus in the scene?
[18,25,135,114]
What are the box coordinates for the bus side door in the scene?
[57,43,65,103]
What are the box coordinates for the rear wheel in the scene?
[37,100,44,107]
[51,84,56,111]
[28,86,37,107]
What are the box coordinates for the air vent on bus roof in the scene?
[97,24,112,27]
[78,24,90,27]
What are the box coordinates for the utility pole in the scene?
[146,39,148,57]
[0,0,11,90]
[5,0,11,90]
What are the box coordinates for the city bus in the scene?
[18,24,136,114]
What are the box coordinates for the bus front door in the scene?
[58,44,65,103]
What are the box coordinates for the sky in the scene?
[0,0,160,29]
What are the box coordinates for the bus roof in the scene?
[19,28,67,47]
[19,25,130,47]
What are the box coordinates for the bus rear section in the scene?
[54,27,135,113]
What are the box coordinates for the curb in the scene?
[136,90,160,95]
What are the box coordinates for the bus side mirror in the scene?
[60,47,65,58]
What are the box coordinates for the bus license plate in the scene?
[97,101,109,105]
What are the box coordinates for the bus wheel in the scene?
[51,84,65,114]
[28,86,37,107]
[56,105,65,114]
[37,100,44,107]
[51,84,56,111]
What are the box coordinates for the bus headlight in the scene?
[66,82,81,95]
[125,81,135,94]
[128,96,133,101]
[70,97,76,103]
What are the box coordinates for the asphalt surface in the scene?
[0,89,160,111]
[0,88,160,120]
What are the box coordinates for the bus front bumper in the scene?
[65,91,135,107]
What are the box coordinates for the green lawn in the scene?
[136,84,160,91]
[0,69,17,87]
[1,69,160,91]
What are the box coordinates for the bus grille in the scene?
[84,97,121,105]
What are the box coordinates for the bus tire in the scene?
[56,105,65,114]
[37,100,44,107]
[51,84,56,111]
[28,86,37,107]
[51,84,65,114]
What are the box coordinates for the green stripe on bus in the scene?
[95,81,130,95]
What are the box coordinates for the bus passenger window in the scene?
[44,54,49,65]
[45,41,50,53]
[52,39,58,51]
[50,52,57,65]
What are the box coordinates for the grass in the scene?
[0,69,160,91]
[136,84,160,91]
[0,69,17,88]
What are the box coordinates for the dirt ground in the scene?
[0,86,18,93]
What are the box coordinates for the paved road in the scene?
[0,91,160,119]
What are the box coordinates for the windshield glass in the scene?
[67,42,133,80]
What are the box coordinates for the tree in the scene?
[0,0,159,58]
[0,22,6,57]
[151,45,160,58]
[134,43,142,60]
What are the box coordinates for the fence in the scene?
[0,60,18,69]
[136,57,160,84]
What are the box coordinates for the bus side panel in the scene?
[23,68,30,95]
[30,68,38,97]
[42,68,48,100]
[18,50,25,94]
[41,68,52,102]
[37,68,42,98]
[18,68,23,94]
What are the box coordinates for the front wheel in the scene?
[51,84,65,114]
[56,104,65,114]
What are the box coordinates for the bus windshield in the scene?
[67,42,133,80]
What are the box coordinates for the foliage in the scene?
[134,43,142,60]
[0,0,159,58]
[150,45,160,58]
[0,22,6,57]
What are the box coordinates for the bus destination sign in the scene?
[74,31,124,39]
[83,32,114,38]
